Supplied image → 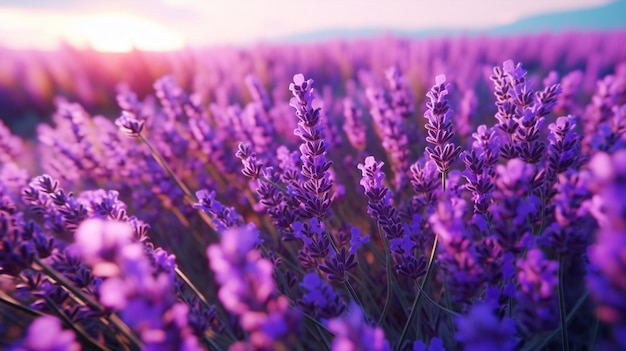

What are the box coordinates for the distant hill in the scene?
[275,1,626,43]
[487,0,626,34]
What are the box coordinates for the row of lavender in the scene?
[1,31,625,350]
[1,31,625,137]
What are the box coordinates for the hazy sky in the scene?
[0,0,615,52]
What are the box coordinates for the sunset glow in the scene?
[66,14,185,52]
[0,0,616,51]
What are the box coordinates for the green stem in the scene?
[139,134,193,198]
[258,175,289,195]
[589,316,599,350]
[377,224,393,325]
[34,257,143,349]
[322,219,365,310]
[43,296,112,351]
[417,282,460,317]
[204,336,225,351]
[35,257,102,311]
[396,170,446,350]
[343,280,365,311]
[508,296,513,319]
[138,134,219,237]
[314,325,332,351]
[304,312,334,335]
[396,235,439,351]
[557,256,570,351]
[0,290,43,318]
[175,267,237,342]
[525,292,589,351]
[175,267,207,306]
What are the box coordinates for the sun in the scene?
[66,13,185,52]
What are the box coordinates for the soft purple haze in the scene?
[0,0,614,51]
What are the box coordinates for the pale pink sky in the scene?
[0,0,614,52]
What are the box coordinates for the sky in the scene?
[0,0,616,52]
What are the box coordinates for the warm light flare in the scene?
[65,14,185,52]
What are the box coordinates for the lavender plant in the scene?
[1,31,626,351]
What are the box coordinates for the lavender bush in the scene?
[1,31,626,350]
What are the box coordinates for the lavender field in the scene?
[1,31,626,350]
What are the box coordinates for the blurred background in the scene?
[1,0,625,137]
[2,0,625,50]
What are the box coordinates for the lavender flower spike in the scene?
[586,150,626,348]
[516,248,559,332]
[208,224,300,349]
[358,156,386,195]
[327,301,391,351]
[424,75,462,176]
[455,303,517,351]
[115,111,145,137]
[289,73,334,219]
[357,156,401,240]
[300,272,346,320]
[73,217,133,277]
[9,315,80,351]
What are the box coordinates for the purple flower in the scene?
[456,89,478,141]
[430,196,484,303]
[289,73,334,219]
[590,104,626,154]
[357,156,399,238]
[193,189,243,231]
[471,125,500,164]
[409,157,441,207]
[299,272,346,320]
[587,150,626,230]
[289,74,316,110]
[74,218,134,276]
[490,159,540,251]
[455,303,516,351]
[349,226,370,255]
[516,249,559,332]
[495,158,536,196]
[0,120,24,163]
[343,98,367,151]
[10,316,80,351]
[115,111,145,137]
[462,149,496,217]
[293,218,330,261]
[423,75,462,175]
[385,66,414,119]
[365,70,412,189]
[581,74,623,153]
[245,74,273,112]
[358,155,425,278]
[547,115,580,177]
[490,59,553,162]
[236,142,264,179]
[541,171,595,255]
[555,70,583,115]
[319,246,357,283]
[586,150,626,342]
[327,301,391,351]
[208,224,300,348]
[0,162,29,198]
[390,233,427,280]
[358,156,386,195]
[255,167,300,240]
[413,337,445,351]
[241,102,276,154]
[499,60,557,164]
[152,247,177,274]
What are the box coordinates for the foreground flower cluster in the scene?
[1,32,626,350]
